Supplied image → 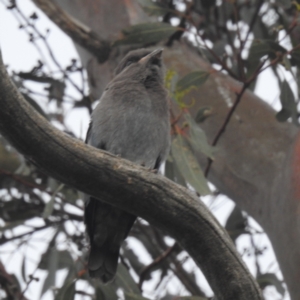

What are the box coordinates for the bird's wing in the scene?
[84,104,137,283]
[85,120,93,144]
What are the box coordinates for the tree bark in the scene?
[28,0,300,298]
[0,51,262,300]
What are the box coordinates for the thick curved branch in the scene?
[0,53,262,300]
[30,0,111,63]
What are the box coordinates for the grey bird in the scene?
[84,48,170,283]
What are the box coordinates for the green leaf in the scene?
[21,256,26,282]
[40,247,59,298]
[274,0,292,9]
[42,197,55,219]
[14,161,32,176]
[290,50,300,67]
[165,69,179,95]
[165,156,187,187]
[0,220,25,231]
[225,205,248,244]
[42,183,64,219]
[176,71,209,93]
[257,272,285,296]
[248,40,287,62]
[114,23,178,46]
[266,41,287,59]
[113,263,140,294]
[137,0,171,16]
[248,40,271,62]
[54,267,76,300]
[94,281,118,300]
[185,113,214,160]
[125,292,151,300]
[61,281,75,300]
[282,54,291,71]
[195,106,213,123]
[171,135,211,195]
[38,250,74,270]
[277,80,297,124]
[247,40,287,78]
[275,108,291,122]
[176,297,208,300]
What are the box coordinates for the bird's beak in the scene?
[139,48,163,64]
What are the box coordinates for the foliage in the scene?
[1,0,299,299]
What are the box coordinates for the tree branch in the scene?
[0,261,28,300]
[30,0,111,63]
[0,52,262,300]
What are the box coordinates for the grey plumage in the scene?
[84,48,170,283]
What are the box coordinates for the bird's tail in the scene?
[88,242,119,282]
[84,197,136,283]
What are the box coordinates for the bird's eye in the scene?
[124,60,133,68]
[151,57,161,67]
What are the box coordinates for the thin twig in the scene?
[19,272,39,300]
[0,225,49,245]
[14,4,85,96]
[31,0,111,63]
[138,243,178,290]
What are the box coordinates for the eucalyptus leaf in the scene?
[113,263,140,294]
[247,40,270,78]
[291,50,300,67]
[274,0,292,8]
[277,80,297,124]
[0,220,25,231]
[165,156,187,187]
[282,54,291,71]
[276,108,291,122]
[21,256,27,282]
[0,136,21,172]
[195,106,213,123]
[225,205,248,244]
[121,242,147,277]
[137,0,171,16]
[177,297,208,300]
[247,40,287,78]
[42,183,64,219]
[40,247,58,298]
[125,292,151,300]
[248,40,287,62]
[94,281,118,300]
[257,272,285,296]
[38,250,73,270]
[54,267,76,300]
[114,23,178,46]
[171,135,211,195]
[185,113,214,160]
[61,281,75,300]
[176,71,209,93]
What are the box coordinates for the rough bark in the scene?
[0,52,262,300]
[31,0,300,298]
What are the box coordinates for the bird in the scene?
[84,48,171,283]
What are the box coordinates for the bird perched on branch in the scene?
[84,48,170,283]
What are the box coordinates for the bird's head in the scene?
[114,48,165,85]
